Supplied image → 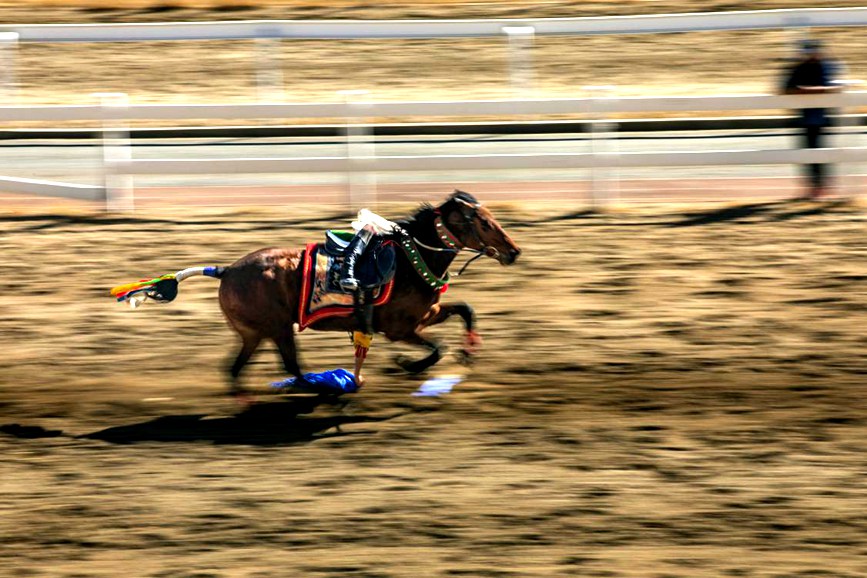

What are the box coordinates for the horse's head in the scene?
[436,190,521,265]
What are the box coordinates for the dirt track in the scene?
[1,199,866,576]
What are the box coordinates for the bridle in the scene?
[410,197,499,276]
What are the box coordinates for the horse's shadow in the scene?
[82,396,400,446]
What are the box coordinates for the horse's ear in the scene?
[450,189,479,207]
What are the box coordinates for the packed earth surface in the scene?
[1,200,866,576]
[3,1,867,576]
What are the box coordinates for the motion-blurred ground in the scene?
[1,200,866,576]
[2,2,867,576]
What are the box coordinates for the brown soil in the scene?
[1,199,866,576]
[1,0,865,108]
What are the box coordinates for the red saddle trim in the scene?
[297,242,394,332]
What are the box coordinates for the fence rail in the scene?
[0,176,103,200]
[1,92,865,122]
[110,148,867,176]
[1,92,865,209]
[3,8,867,42]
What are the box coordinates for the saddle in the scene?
[297,231,397,331]
[322,230,397,289]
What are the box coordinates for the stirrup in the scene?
[340,277,359,292]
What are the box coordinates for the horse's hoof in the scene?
[456,349,476,366]
[395,354,429,375]
[394,354,415,372]
[394,351,442,375]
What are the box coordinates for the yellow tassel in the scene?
[110,281,147,296]
[110,274,174,296]
[352,331,373,349]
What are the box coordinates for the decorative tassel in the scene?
[111,266,218,308]
[110,274,178,305]
[353,331,373,359]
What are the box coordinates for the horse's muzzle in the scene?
[498,247,521,265]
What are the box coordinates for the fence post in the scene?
[583,85,619,208]
[339,90,377,212]
[837,80,865,201]
[95,92,134,212]
[860,85,867,201]
[0,32,19,103]
[255,36,285,102]
[502,26,535,98]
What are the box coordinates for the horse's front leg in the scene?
[418,302,482,363]
[394,330,443,374]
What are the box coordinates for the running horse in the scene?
[111,191,520,395]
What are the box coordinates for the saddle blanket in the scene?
[298,242,394,331]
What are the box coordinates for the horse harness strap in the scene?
[399,236,451,291]
[408,202,491,284]
[440,200,492,258]
[433,214,463,250]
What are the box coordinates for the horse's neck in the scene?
[405,217,456,278]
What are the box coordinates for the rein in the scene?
[456,252,485,276]
[410,233,485,278]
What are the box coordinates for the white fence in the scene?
[0,91,865,210]
[3,92,867,122]
[3,8,867,41]
[2,8,866,100]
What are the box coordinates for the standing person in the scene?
[781,39,843,199]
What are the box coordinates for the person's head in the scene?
[799,39,824,61]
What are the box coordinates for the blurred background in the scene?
[0,0,865,207]
[1,2,866,577]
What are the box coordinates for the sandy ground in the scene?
[2,3,867,576]
[0,0,865,109]
[1,199,866,576]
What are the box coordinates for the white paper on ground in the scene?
[412,375,463,397]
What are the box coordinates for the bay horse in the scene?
[112,191,520,395]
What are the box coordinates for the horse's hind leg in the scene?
[273,327,304,381]
[229,332,262,395]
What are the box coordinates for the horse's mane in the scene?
[396,202,436,231]
[399,191,478,227]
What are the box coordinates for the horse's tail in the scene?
[110,266,226,308]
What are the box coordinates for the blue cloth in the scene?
[271,369,359,395]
